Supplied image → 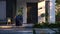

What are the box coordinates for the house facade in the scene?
[0,0,56,25]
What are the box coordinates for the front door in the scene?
[27,3,38,24]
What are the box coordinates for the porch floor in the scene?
[0,24,34,29]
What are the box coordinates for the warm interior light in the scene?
[7,18,11,25]
[8,18,11,23]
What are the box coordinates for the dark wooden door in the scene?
[27,3,38,24]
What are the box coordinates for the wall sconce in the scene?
[7,18,11,25]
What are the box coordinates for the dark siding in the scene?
[12,0,16,18]
[6,0,13,18]
[6,0,16,18]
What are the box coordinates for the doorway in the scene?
[27,3,38,24]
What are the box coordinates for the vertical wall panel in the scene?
[38,1,45,23]
[0,1,6,20]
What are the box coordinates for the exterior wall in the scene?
[0,1,6,20]
[38,1,45,23]
[0,0,56,24]
[38,0,56,23]
[17,0,56,24]
[48,0,56,23]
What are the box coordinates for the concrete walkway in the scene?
[0,27,57,34]
[0,24,33,29]
[0,24,58,34]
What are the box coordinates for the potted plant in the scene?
[17,7,23,15]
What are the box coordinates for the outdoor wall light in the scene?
[7,18,11,25]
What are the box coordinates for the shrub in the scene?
[33,22,60,28]
[33,28,36,34]
[33,23,49,28]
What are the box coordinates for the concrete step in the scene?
[22,24,34,27]
[0,24,34,29]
